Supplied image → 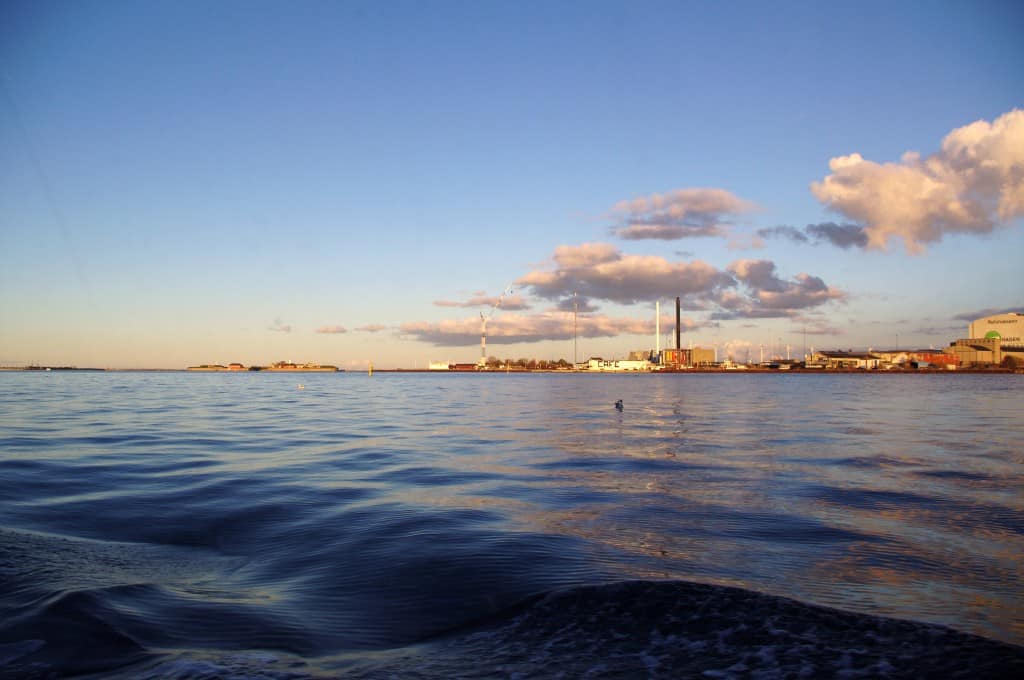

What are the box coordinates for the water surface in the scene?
[1,372,1021,677]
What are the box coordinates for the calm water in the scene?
[1,372,1022,677]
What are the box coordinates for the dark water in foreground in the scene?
[1,372,1021,678]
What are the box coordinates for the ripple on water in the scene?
[0,371,1022,676]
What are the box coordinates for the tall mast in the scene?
[480,312,487,365]
[573,291,578,367]
[479,287,512,368]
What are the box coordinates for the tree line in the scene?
[483,356,574,370]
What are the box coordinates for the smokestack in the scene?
[655,301,660,353]
[675,297,681,350]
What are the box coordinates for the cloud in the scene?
[553,295,600,313]
[268,319,292,333]
[400,311,700,347]
[517,242,735,305]
[610,188,756,240]
[713,259,846,319]
[315,325,347,334]
[355,323,388,333]
[805,222,868,249]
[757,222,867,249]
[516,244,844,321]
[798,324,845,336]
[756,225,809,243]
[406,252,845,348]
[811,109,1024,253]
[952,306,1021,322]
[615,223,724,240]
[913,325,962,336]
[433,294,531,310]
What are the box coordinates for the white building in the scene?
[969,313,1023,352]
[585,357,653,372]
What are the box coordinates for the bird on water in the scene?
[615,399,623,411]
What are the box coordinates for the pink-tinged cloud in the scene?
[315,325,348,334]
[615,223,724,240]
[517,244,845,320]
[400,312,704,347]
[355,324,388,333]
[811,109,1024,253]
[610,187,756,241]
[517,242,735,305]
[433,294,531,310]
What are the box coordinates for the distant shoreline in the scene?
[1,367,1019,374]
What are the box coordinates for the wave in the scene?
[7,580,1017,679]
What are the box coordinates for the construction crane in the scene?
[479,287,513,368]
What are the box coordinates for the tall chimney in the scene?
[655,301,660,354]
[675,297,681,350]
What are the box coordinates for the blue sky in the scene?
[1,0,1021,368]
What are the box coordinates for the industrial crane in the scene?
[479,287,513,368]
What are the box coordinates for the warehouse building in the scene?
[969,313,1023,350]
[950,312,1023,367]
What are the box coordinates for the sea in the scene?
[1,371,1021,678]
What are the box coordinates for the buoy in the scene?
[297,384,304,390]
[368,361,373,377]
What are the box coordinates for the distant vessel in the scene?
[263,361,340,372]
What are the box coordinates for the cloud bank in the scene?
[315,326,347,334]
[516,243,735,305]
[610,188,756,240]
[400,312,703,347]
[811,109,1024,253]
[515,243,844,320]
[712,269,844,320]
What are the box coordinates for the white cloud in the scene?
[811,109,1024,253]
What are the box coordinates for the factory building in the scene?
[660,347,716,368]
[947,338,1002,367]
[949,312,1023,367]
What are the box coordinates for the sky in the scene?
[1,0,1022,369]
